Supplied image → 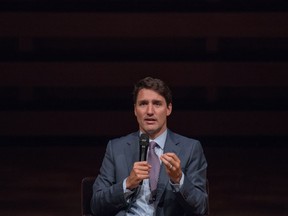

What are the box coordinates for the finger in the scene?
[135,168,149,174]
[168,163,174,170]
[160,153,172,161]
[160,154,175,167]
[136,173,150,180]
[160,154,169,164]
[162,154,181,168]
[164,153,180,163]
[135,161,150,166]
[161,154,181,172]
[131,170,150,182]
[135,166,151,172]
[134,162,151,170]
[160,156,174,170]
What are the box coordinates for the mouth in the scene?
[144,118,156,124]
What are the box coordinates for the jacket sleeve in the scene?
[90,140,129,216]
[176,140,209,216]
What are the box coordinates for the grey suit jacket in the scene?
[91,130,208,216]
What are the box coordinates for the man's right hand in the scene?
[126,161,151,190]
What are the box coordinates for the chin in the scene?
[144,128,159,136]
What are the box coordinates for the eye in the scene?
[139,101,148,106]
[154,101,162,107]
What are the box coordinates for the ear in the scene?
[134,104,137,117]
[166,103,172,116]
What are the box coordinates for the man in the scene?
[91,77,208,216]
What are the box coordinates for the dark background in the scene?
[1,1,288,215]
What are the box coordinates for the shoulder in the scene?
[108,132,138,146]
[167,130,204,155]
[168,130,201,146]
[168,131,207,165]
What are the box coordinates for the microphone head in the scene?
[139,133,149,147]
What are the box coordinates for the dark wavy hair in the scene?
[132,77,172,107]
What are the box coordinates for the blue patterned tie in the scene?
[147,141,160,193]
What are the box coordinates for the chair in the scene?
[206,179,210,216]
[81,177,209,215]
[81,177,96,216]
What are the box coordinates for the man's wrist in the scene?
[170,172,184,189]
[123,178,136,200]
[171,172,182,184]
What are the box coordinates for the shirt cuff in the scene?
[170,172,184,192]
[123,178,135,200]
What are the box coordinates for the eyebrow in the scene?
[138,99,163,103]
[152,99,162,103]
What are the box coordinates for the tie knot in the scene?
[149,141,157,149]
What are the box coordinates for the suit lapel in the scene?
[155,131,180,204]
[125,132,139,175]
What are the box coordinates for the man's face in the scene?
[134,88,172,139]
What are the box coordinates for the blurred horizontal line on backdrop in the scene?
[0,0,288,12]
[1,111,288,136]
[1,62,288,86]
[1,13,288,37]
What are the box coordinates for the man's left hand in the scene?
[160,153,182,184]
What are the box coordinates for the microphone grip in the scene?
[139,144,148,185]
[139,133,149,185]
[139,144,147,161]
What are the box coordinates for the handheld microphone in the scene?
[139,133,149,186]
[139,133,149,161]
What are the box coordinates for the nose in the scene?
[147,103,154,115]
